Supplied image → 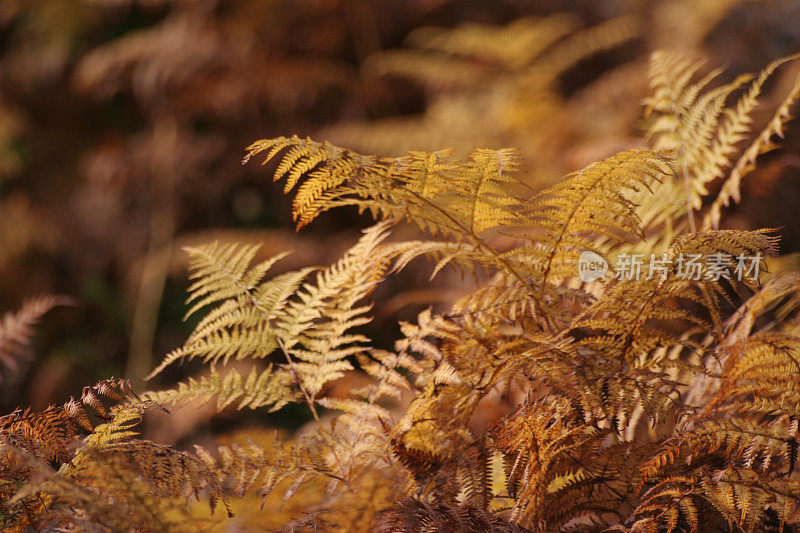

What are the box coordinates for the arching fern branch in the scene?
[506,149,673,291]
[645,50,800,232]
[148,221,394,418]
[142,365,299,412]
[243,137,559,321]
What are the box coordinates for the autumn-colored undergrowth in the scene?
[4,17,800,533]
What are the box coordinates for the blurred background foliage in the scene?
[2,0,800,444]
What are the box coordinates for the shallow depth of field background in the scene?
[2,0,800,443]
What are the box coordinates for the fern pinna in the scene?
[3,51,800,532]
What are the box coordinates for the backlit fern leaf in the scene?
[183,242,289,319]
[508,149,673,288]
[645,50,800,230]
[147,247,297,377]
[246,136,526,238]
[705,62,800,228]
[277,221,393,400]
[149,222,393,419]
[248,136,591,322]
[249,140,679,326]
[143,365,299,412]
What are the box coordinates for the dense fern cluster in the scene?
[3,49,800,532]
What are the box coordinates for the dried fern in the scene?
[8,49,800,533]
[0,294,67,381]
[645,50,800,231]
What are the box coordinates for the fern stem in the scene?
[682,158,697,234]
[277,337,320,421]
[539,168,587,299]
[397,185,559,332]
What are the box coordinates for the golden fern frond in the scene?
[148,244,303,377]
[692,332,800,443]
[276,221,392,404]
[669,228,779,260]
[0,444,54,531]
[183,242,289,319]
[508,149,673,288]
[193,436,331,508]
[621,476,702,533]
[644,51,726,209]
[689,56,791,202]
[142,365,299,412]
[0,294,67,381]
[563,230,777,429]
[382,310,482,470]
[541,442,664,532]
[689,416,799,475]
[308,345,436,496]
[96,440,231,517]
[244,136,372,228]
[631,469,800,532]
[575,229,778,362]
[155,318,277,373]
[145,244,297,377]
[644,50,800,230]
[0,381,156,532]
[646,51,726,151]
[149,222,394,423]
[151,268,314,377]
[646,366,798,475]
[389,240,488,280]
[246,136,527,239]
[631,327,800,531]
[73,403,148,456]
[447,273,595,334]
[722,332,800,391]
[704,60,800,229]
[248,136,580,321]
[355,350,419,400]
[700,468,800,531]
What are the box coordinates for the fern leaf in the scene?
[183,242,289,319]
[0,294,67,380]
[143,365,298,412]
[705,59,800,228]
[510,149,673,287]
